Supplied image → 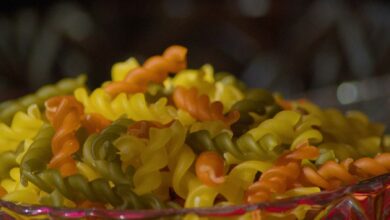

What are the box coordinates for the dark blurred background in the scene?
[1,0,390,124]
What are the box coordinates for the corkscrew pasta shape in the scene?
[173,86,240,126]
[105,45,187,96]
[23,168,168,209]
[168,64,244,111]
[0,104,43,154]
[20,124,55,184]
[82,118,135,185]
[302,153,390,190]
[230,88,281,136]
[45,96,84,177]
[245,145,319,203]
[74,88,175,124]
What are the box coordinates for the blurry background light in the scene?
[337,82,359,105]
[237,0,270,17]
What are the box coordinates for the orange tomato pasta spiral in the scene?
[81,113,111,134]
[173,86,240,126]
[105,45,187,96]
[246,145,319,203]
[302,153,390,190]
[195,151,225,186]
[45,96,84,177]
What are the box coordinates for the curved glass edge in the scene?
[0,173,390,219]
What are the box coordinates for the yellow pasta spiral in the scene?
[0,105,43,154]
[74,88,175,124]
[247,110,323,151]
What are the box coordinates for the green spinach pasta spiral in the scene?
[82,118,135,185]
[24,168,167,209]
[230,88,281,136]
[20,124,55,185]
[186,129,280,162]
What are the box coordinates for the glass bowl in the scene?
[0,173,390,219]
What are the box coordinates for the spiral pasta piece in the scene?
[75,88,175,123]
[45,96,84,177]
[186,129,280,163]
[0,75,86,125]
[302,153,390,190]
[23,168,167,209]
[230,88,281,136]
[82,118,134,185]
[184,160,273,208]
[1,167,40,205]
[20,124,55,184]
[173,86,239,126]
[81,113,112,134]
[0,104,43,154]
[105,45,187,96]
[167,64,244,112]
[195,151,225,186]
[245,145,319,203]
[296,100,385,158]
[132,126,173,194]
[247,110,323,151]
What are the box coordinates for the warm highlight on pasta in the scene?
[0,45,390,220]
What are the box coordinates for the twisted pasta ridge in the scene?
[105,45,187,96]
[247,110,323,150]
[296,100,385,158]
[1,167,40,205]
[0,104,43,154]
[82,118,135,185]
[23,168,167,209]
[115,121,198,200]
[245,145,319,203]
[186,129,280,163]
[111,57,140,82]
[20,124,55,184]
[156,121,200,200]
[0,151,18,180]
[168,64,215,97]
[74,88,175,123]
[195,151,225,187]
[0,75,86,125]
[81,113,112,134]
[231,88,281,136]
[132,125,173,195]
[45,96,84,177]
[302,153,390,190]
[168,64,245,112]
[173,86,239,127]
[185,160,273,208]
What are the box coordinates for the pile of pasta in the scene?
[1,45,390,219]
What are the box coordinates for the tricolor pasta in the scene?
[0,45,389,220]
